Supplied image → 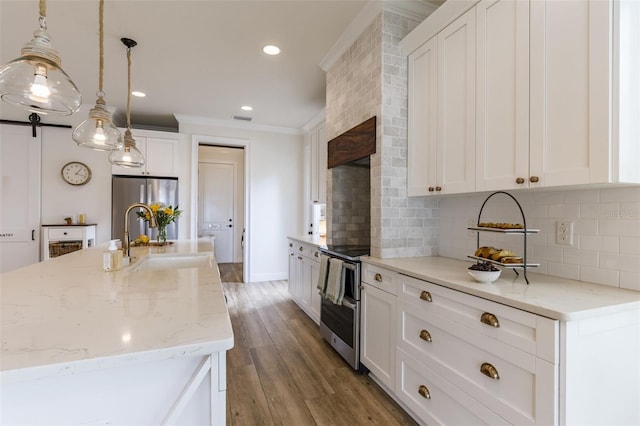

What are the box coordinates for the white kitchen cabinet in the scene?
[361,258,640,425]
[405,0,640,194]
[360,264,398,391]
[529,0,639,187]
[307,121,327,204]
[407,8,476,196]
[287,238,321,324]
[41,225,97,261]
[112,134,178,177]
[397,274,557,425]
[475,0,530,192]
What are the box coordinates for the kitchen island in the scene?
[0,239,233,425]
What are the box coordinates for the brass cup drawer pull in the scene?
[419,329,432,342]
[418,385,431,399]
[480,362,500,380]
[374,273,383,282]
[480,312,500,328]
[419,291,432,302]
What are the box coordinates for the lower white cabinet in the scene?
[360,264,398,391]
[361,261,640,425]
[287,239,321,324]
[41,225,97,261]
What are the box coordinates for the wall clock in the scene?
[61,161,92,186]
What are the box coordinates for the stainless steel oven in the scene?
[319,246,369,372]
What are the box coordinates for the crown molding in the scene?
[174,114,302,135]
[301,108,326,133]
[319,0,437,72]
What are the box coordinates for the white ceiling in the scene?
[0,0,440,132]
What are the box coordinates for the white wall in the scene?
[178,120,303,283]
[40,126,113,244]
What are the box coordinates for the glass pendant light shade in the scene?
[109,129,144,168]
[0,24,81,115]
[73,96,122,150]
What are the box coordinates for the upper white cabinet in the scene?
[112,132,178,177]
[404,0,640,195]
[528,0,636,187]
[307,121,327,204]
[408,9,476,196]
[475,0,530,191]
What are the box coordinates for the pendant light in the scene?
[0,0,81,115]
[109,38,144,168]
[72,0,121,151]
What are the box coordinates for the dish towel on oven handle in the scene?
[325,258,345,305]
[317,254,330,296]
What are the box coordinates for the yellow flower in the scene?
[150,203,160,212]
[163,207,173,215]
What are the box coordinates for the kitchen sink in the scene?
[131,253,213,272]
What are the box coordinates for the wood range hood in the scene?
[327,116,376,168]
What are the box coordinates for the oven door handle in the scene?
[341,298,357,310]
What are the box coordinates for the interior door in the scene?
[0,124,41,272]
[198,162,234,263]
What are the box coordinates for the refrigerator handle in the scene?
[139,184,145,203]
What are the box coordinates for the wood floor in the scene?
[222,279,418,426]
[219,263,243,283]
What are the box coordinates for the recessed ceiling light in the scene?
[241,105,253,111]
[262,45,281,55]
[131,91,146,98]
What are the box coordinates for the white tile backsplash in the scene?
[439,187,640,289]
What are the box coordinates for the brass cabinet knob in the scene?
[419,291,432,302]
[480,362,500,380]
[418,385,431,399]
[298,256,302,260]
[435,186,442,192]
[419,329,432,342]
[530,176,539,183]
[516,177,525,184]
[480,312,500,328]
[428,187,435,192]
[289,243,293,247]
[299,246,303,251]
[374,273,383,282]
[314,251,319,257]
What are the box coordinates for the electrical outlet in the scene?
[556,221,574,246]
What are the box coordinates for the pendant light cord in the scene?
[126,47,132,129]
[39,0,47,29]
[98,0,104,94]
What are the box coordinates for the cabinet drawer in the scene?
[362,264,398,295]
[398,301,557,425]
[398,274,558,363]
[288,240,321,262]
[397,348,509,426]
[48,228,83,240]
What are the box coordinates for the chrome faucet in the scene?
[123,203,157,259]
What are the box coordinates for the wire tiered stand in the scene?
[467,191,539,284]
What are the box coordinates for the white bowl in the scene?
[468,269,501,283]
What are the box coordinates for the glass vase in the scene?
[157,225,167,244]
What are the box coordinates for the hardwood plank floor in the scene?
[219,263,243,283]
[223,279,418,426]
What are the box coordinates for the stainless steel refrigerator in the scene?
[111,176,179,241]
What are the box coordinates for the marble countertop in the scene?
[0,239,233,384]
[362,256,640,321]
[287,235,326,247]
